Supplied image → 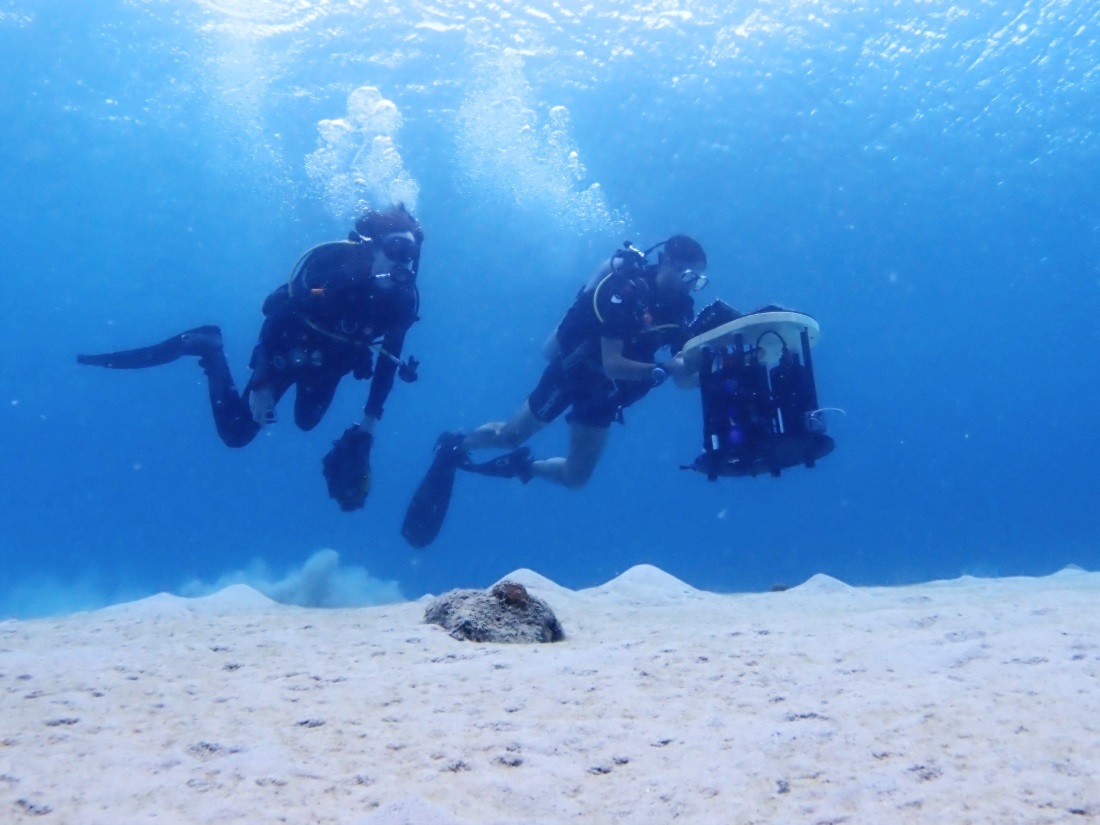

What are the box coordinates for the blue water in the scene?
[2,0,1098,618]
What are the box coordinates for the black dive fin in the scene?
[77,325,222,369]
[401,432,468,549]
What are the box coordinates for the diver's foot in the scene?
[179,325,223,357]
[462,447,534,483]
[433,431,471,471]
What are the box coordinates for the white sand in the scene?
[2,564,1099,824]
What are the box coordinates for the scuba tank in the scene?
[554,240,652,357]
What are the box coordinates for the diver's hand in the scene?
[659,356,694,389]
[249,387,276,425]
[676,348,704,381]
[322,425,373,512]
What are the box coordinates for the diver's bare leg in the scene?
[463,401,545,452]
[530,421,609,489]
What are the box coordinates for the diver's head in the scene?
[352,203,424,281]
[369,231,417,281]
[655,234,708,297]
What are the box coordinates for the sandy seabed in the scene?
[2,564,1099,824]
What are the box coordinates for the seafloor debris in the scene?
[424,581,564,643]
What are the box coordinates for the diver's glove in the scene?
[322,424,373,512]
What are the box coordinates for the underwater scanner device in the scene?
[680,309,834,480]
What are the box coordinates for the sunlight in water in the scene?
[178,0,1099,223]
[0,9,34,27]
[195,0,329,36]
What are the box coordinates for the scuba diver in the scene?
[77,203,424,513]
[402,234,711,547]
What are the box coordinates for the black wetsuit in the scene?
[528,263,694,427]
[197,241,417,447]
